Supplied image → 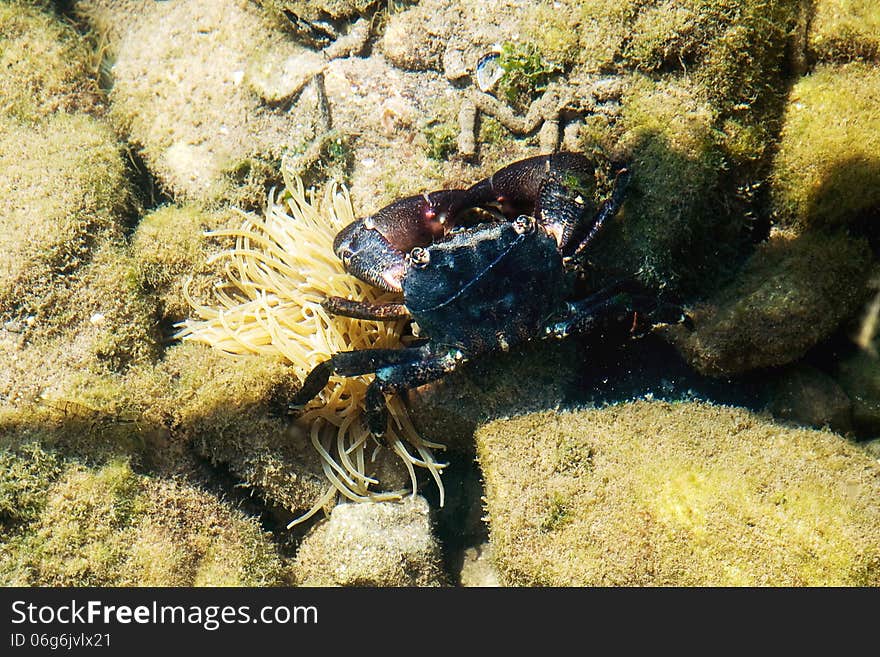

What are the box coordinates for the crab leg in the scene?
[321,296,409,320]
[543,285,687,341]
[289,347,425,410]
[364,348,467,436]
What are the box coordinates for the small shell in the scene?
[475,50,503,93]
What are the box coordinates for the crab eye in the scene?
[513,215,535,235]
[409,247,430,268]
[340,249,353,266]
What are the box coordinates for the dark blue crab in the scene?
[291,152,683,435]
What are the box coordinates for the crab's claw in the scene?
[333,220,407,292]
[333,190,474,292]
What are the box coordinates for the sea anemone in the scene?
[176,170,445,527]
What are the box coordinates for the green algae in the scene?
[585,75,733,293]
[0,113,135,322]
[0,458,285,586]
[809,0,880,63]
[496,42,562,113]
[0,442,62,527]
[0,2,100,122]
[423,119,458,161]
[664,230,872,376]
[477,401,880,586]
[771,62,880,231]
[130,204,234,323]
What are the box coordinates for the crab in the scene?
[291,152,684,435]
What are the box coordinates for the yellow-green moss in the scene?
[809,0,880,63]
[0,459,285,586]
[84,245,161,372]
[771,63,880,230]
[130,204,235,322]
[144,342,329,516]
[664,230,872,376]
[624,0,799,117]
[0,442,62,526]
[0,2,99,122]
[586,75,731,293]
[516,1,584,70]
[0,112,134,321]
[495,42,562,113]
[477,401,880,586]
[423,120,458,161]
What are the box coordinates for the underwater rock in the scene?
[407,339,582,452]
[771,62,880,231]
[458,542,501,587]
[585,75,732,295]
[477,400,880,586]
[106,0,322,206]
[130,204,235,324]
[0,3,101,122]
[0,111,155,406]
[862,439,880,461]
[291,495,446,586]
[379,2,451,72]
[379,0,519,75]
[149,343,344,522]
[834,350,880,437]
[808,0,880,64]
[767,364,853,435]
[0,113,133,320]
[0,455,285,586]
[663,230,871,377]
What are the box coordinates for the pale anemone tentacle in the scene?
[176,175,447,527]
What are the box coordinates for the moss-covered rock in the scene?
[835,350,880,436]
[458,542,501,587]
[808,0,880,64]
[587,75,732,293]
[130,204,235,323]
[141,342,331,521]
[291,495,445,586]
[663,230,871,376]
[0,442,63,527]
[0,458,285,586]
[771,63,880,231]
[407,339,582,452]
[0,113,134,321]
[766,364,853,434]
[0,2,100,122]
[477,401,880,586]
[106,0,323,206]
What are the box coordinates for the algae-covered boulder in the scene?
[835,350,880,436]
[0,455,285,586]
[663,230,871,376]
[130,204,235,323]
[291,495,446,586]
[106,0,325,206]
[144,342,332,521]
[766,364,853,434]
[771,62,880,231]
[586,75,731,292]
[0,110,155,405]
[0,2,100,122]
[477,401,880,586]
[407,339,583,451]
[0,113,133,319]
[808,0,880,64]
